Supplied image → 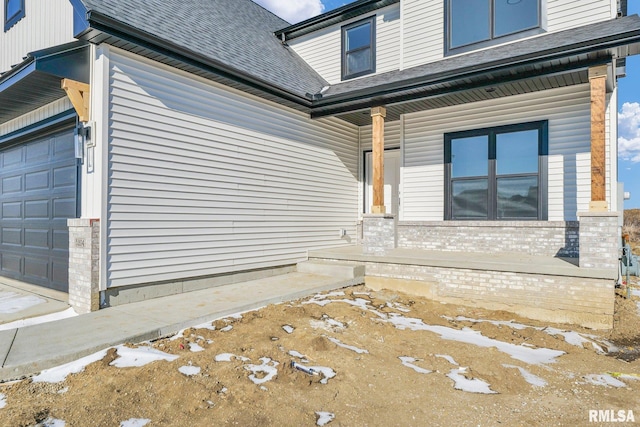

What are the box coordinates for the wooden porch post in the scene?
[371,106,387,214]
[588,65,608,212]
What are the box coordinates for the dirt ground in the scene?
[1,280,640,427]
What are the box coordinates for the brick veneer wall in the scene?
[396,221,579,257]
[67,218,100,313]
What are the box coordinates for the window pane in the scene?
[346,49,371,75]
[494,0,539,37]
[451,135,488,178]
[497,176,538,218]
[346,23,371,51]
[496,129,539,175]
[450,0,490,48]
[452,179,488,219]
[6,0,22,19]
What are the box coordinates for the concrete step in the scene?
[297,260,365,280]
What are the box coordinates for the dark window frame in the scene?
[341,16,376,81]
[444,121,548,221]
[4,0,24,31]
[444,0,544,56]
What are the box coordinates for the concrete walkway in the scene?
[0,272,355,382]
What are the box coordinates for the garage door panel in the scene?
[0,126,77,291]
[2,175,22,194]
[2,228,21,245]
[2,202,22,218]
[25,170,50,191]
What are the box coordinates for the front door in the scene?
[365,149,400,215]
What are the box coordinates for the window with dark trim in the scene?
[4,0,24,31]
[341,16,375,80]
[444,121,548,220]
[446,0,542,54]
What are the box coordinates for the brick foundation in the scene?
[67,218,100,313]
[578,212,620,270]
[362,214,397,256]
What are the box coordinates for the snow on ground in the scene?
[583,374,627,388]
[245,358,278,385]
[386,314,565,365]
[178,365,201,376]
[38,417,66,426]
[282,325,294,334]
[326,336,368,354]
[306,366,336,384]
[0,307,77,332]
[0,291,46,314]
[503,364,547,387]
[399,357,431,374]
[120,419,150,427]
[214,353,249,362]
[449,315,615,353]
[316,411,335,426]
[188,342,204,352]
[220,325,233,332]
[436,354,459,365]
[110,345,178,368]
[32,349,108,383]
[447,368,497,394]
[0,393,6,409]
[288,350,307,360]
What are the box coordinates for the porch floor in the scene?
[309,245,616,280]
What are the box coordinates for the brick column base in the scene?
[67,218,100,313]
[362,213,397,256]
[577,212,620,270]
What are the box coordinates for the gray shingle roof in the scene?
[77,0,328,98]
[321,14,640,100]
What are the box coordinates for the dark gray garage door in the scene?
[0,127,78,292]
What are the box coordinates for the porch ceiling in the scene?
[333,68,590,126]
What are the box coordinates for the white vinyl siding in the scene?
[402,84,611,222]
[288,4,401,84]
[0,0,75,73]
[400,0,615,70]
[402,0,443,70]
[105,49,359,288]
[0,97,73,137]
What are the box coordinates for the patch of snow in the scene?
[57,387,69,394]
[0,393,6,409]
[189,342,204,352]
[630,288,640,298]
[33,349,108,383]
[0,291,46,314]
[0,307,78,332]
[449,316,529,330]
[228,313,243,320]
[326,336,368,354]
[282,325,294,334]
[220,325,233,332]
[38,418,66,427]
[447,368,497,394]
[307,366,336,384]
[120,419,150,427]
[583,374,627,388]
[288,350,307,359]
[399,357,431,374]
[110,345,178,368]
[435,354,459,366]
[353,291,370,296]
[245,358,278,385]
[322,315,345,328]
[214,353,250,362]
[503,364,547,387]
[169,330,185,341]
[194,322,216,331]
[178,365,201,376]
[385,314,564,365]
[316,411,335,426]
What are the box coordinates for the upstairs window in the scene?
[447,0,541,53]
[4,0,24,31]
[342,16,375,80]
[444,121,548,220]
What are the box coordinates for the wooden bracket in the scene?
[61,78,90,123]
